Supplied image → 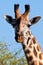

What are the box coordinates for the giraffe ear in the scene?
[30,16,41,25]
[4,15,16,27]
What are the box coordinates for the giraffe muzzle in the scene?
[15,33,23,43]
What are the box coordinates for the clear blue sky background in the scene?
[0,0,43,53]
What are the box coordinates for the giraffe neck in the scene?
[22,26,43,65]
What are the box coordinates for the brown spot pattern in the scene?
[39,53,43,59]
[39,62,43,65]
[32,37,36,44]
[27,37,30,44]
[33,47,37,57]
[31,61,34,65]
[26,56,33,61]
[29,41,32,48]
[37,45,41,51]
[31,60,37,65]
[25,49,31,54]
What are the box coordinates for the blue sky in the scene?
[0,0,43,52]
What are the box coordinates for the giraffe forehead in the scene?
[20,16,31,25]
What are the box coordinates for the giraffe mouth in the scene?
[15,33,23,43]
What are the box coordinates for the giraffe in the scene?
[4,4,43,65]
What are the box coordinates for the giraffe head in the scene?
[4,4,41,43]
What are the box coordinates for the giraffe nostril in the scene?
[16,33,20,37]
[15,33,20,42]
[18,35,20,37]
